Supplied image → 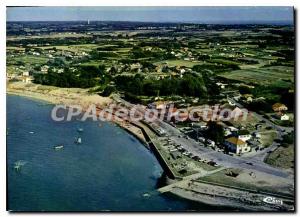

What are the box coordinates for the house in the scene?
[21,76,34,83]
[272,103,288,112]
[246,96,253,103]
[252,132,261,138]
[224,137,251,154]
[216,82,228,89]
[41,65,49,73]
[240,93,253,103]
[235,129,252,142]
[191,122,207,130]
[32,51,40,56]
[57,69,64,73]
[280,114,290,121]
[228,126,238,132]
[22,71,29,76]
[224,128,232,136]
[148,101,173,111]
[130,63,142,70]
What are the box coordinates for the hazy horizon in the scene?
[7,6,294,24]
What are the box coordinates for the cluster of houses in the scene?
[272,103,289,121]
[106,60,193,80]
[147,100,249,124]
[6,72,34,84]
[7,44,91,84]
[199,124,256,155]
[146,100,258,155]
[170,47,197,61]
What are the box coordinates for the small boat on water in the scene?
[75,137,82,144]
[54,145,64,150]
[77,128,84,133]
[14,160,27,171]
[143,193,151,198]
[14,164,21,171]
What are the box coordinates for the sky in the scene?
[6,6,294,24]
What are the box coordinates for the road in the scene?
[156,120,291,179]
[113,95,293,180]
[158,167,225,193]
[228,97,293,162]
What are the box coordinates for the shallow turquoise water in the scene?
[7,94,228,211]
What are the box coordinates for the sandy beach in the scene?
[7,82,112,109]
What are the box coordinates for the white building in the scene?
[236,130,252,142]
[253,132,261,138]
[22,71,30,76]
[280,114,290,121]
[224,137,251,154]
[22,76,34,83]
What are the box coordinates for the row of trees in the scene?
[33,65,107,88]
[130,47,174,60]
[114,74,207,98]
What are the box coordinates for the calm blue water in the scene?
[7,94,226,212]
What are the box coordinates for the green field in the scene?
[37,44,99,52]
[155,60,202,68]
[219,66,294,85]
[265,145,294,169]
[8,55,49,65]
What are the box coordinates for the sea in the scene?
[7,94,232,211]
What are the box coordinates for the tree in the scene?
[238,86,252,94]
[281,90,294,111]
[102,85,116,97]
[282,131,294,144]
[205,121,225,144]
[33,65,41,71]
[79,65,105,79]
[180,74,206,97]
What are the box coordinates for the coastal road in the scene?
[156,120,291,179]
[113,95,292,179]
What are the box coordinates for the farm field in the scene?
[8,55,49,65]
[265,144,294,169]
[155,60,202,67]
[219,66,294,85]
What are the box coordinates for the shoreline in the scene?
[7,83,149,148]
[7,83,290,211]
[6,89,248,210]
[7,91,55,104]
[7,82,112,109]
